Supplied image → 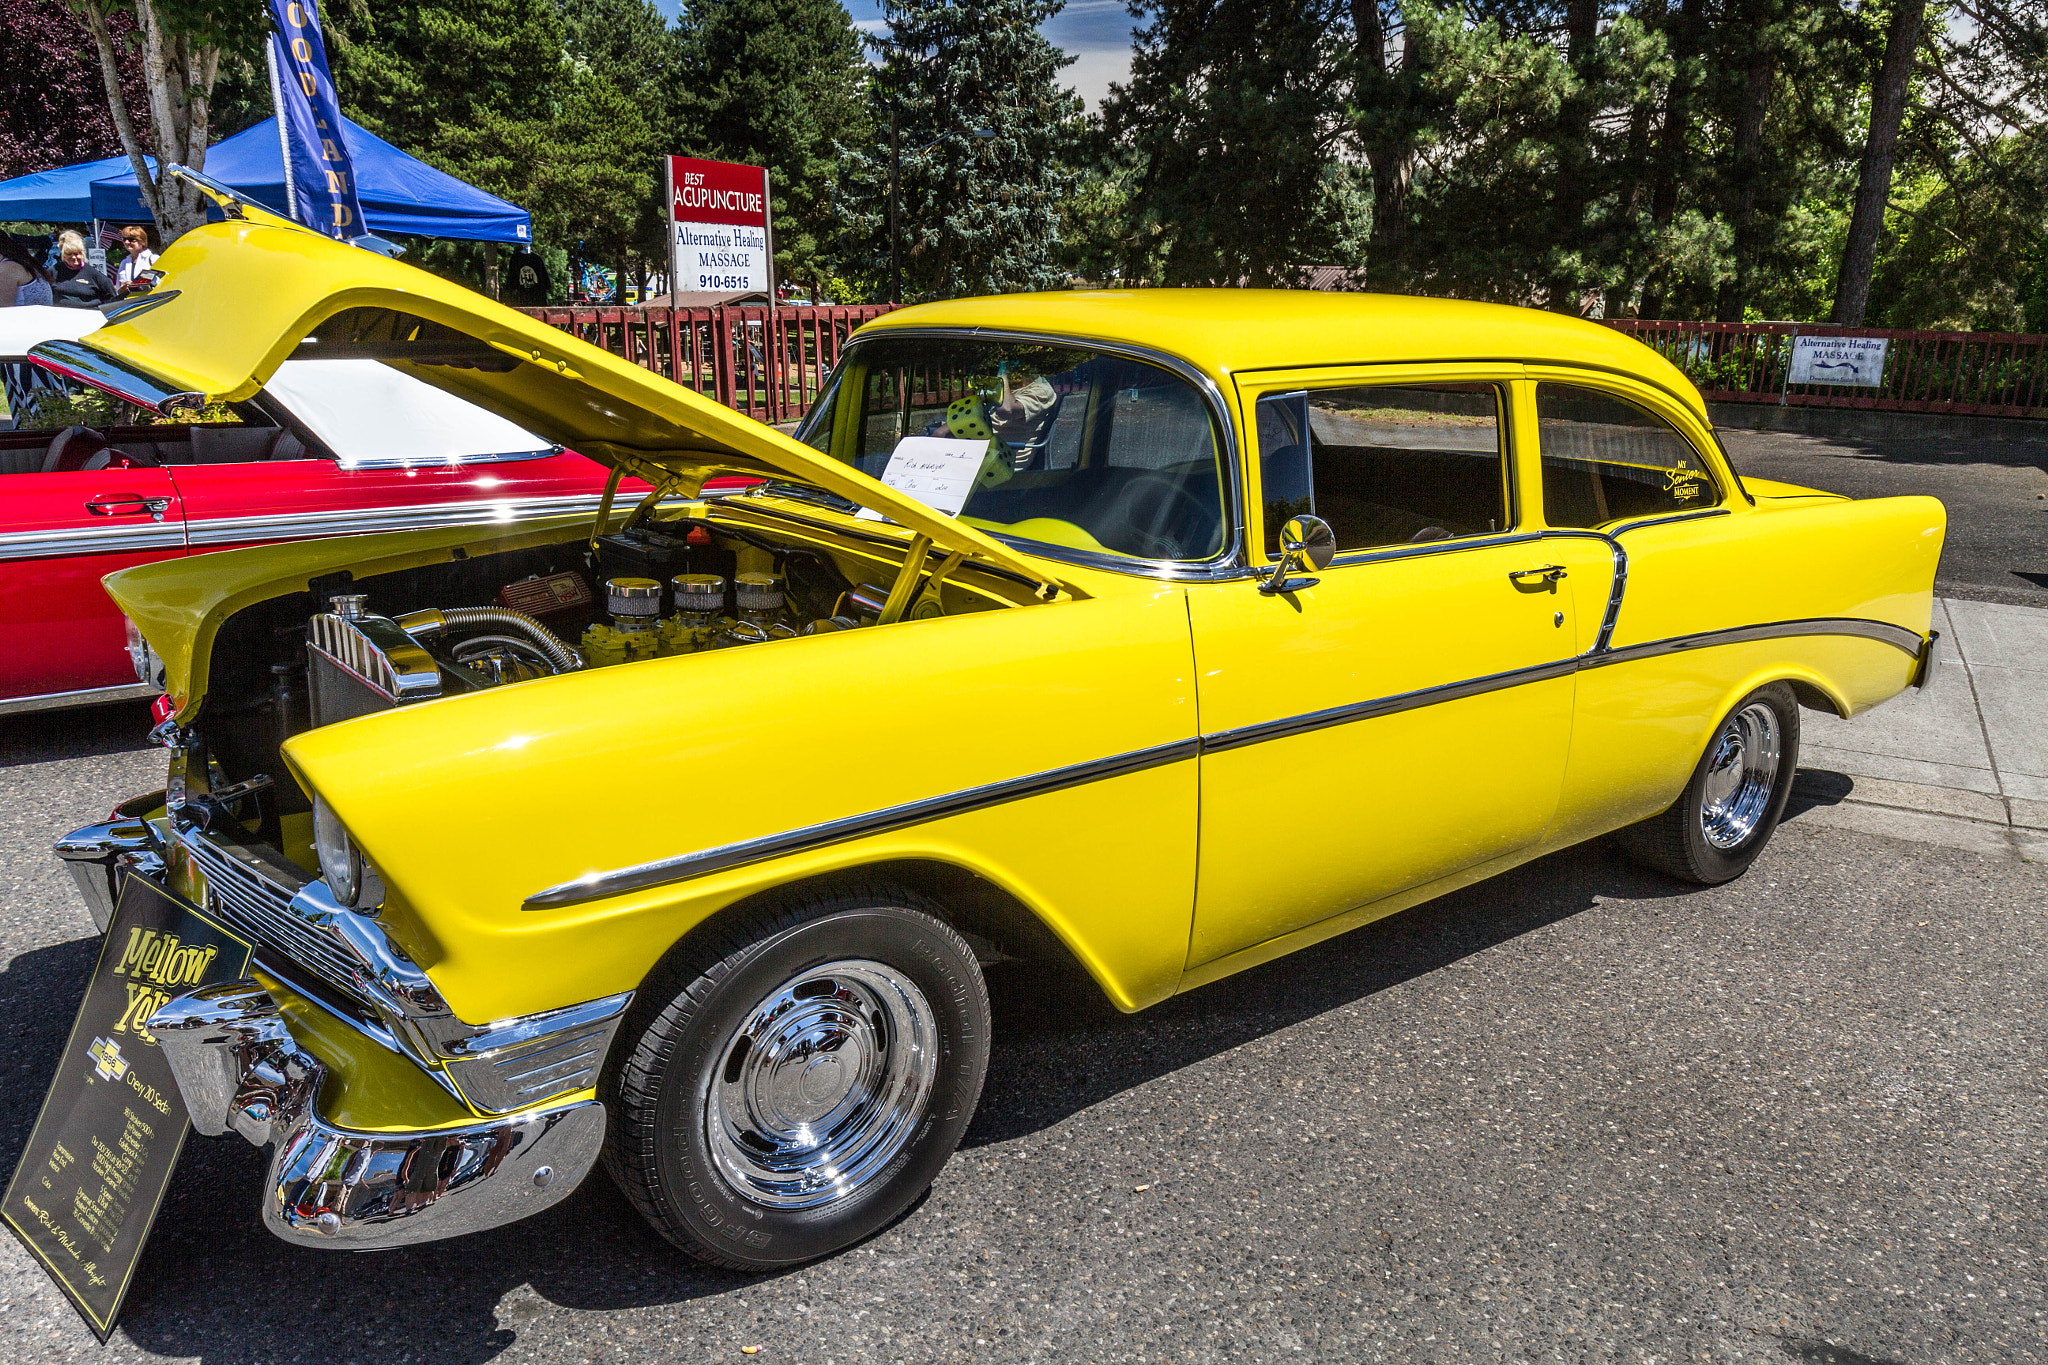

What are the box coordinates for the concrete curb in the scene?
[1784,597,2048,861]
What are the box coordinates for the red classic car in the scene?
[1,305,645,714]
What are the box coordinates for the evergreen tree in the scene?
[838,0,1084,301]
[674,0,871,296]
[1101,0,1365,286]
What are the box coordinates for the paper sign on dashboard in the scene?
[857,437,990,521]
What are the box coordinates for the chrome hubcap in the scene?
[1699,702,1781,850]
[705,959,937,1209]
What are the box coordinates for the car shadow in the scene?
[0,698,155,768]
[0,837,1692,1362]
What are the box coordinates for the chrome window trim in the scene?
[794,326,1250,582]
[525,610,1925,911]
[333,445,564,472]
[27,339,206,416]
[0,681,161,716]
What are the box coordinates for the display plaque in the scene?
[4,875,252,1340]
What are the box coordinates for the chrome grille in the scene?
[177,830,373,1008]
[450,1023,613,1110]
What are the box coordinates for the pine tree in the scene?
[838,0,1084,301]
[1101,0,1365,286]
[674,0,871,296]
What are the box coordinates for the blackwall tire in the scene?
[601,884,989,1270]
[1618,681,1801,885]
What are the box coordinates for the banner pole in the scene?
[263,41,299,221]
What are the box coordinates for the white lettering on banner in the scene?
[671,220,768,293]
[1789,335,1888,387]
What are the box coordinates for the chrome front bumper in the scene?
[147,980,605,1249]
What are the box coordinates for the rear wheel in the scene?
[602,885,989,1270]
[1619,682,1801,884]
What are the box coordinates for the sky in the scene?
[653,0,1137,111]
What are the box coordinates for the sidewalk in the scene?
[1788,597,2048,861]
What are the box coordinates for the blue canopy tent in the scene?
[0,116,529,244]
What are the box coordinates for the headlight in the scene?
[312,794,382,911]
[124,617,165,691]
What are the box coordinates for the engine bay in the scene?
[187,498,1024,840]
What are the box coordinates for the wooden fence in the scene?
[518,303,898,425]
[521,305,2048,424]
[1602,319,2048,419]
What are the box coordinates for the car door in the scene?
[169,357,627,554]
[0,420,185,703]
[1183,365,1613,972]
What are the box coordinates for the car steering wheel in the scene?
[1105,473,1212,560]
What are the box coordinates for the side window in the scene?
[1537,383,1719,526]
[1257,382,1508,554]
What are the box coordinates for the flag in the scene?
[266,0,365,239]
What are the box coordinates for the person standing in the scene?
[0,233,53,307]
[113,225,159,295]
[50,230,115,308]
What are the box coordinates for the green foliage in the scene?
[1101,0,1366,286]
[836,0,1085,301]
[673,0,872,295]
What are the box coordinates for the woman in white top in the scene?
[114,225,159,295]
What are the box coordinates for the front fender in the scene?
[283,588,1200,1023]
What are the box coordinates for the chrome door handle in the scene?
[1508,564,1567,587]
[85,494,172,522]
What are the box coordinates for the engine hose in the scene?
[437,606,586,672]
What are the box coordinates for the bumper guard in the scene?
[147,981,605,1249]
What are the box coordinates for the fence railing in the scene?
[1602,319,2048,419]
[518,303,898,425]
[523,306,2048,424]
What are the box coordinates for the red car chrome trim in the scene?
[0,520,188,561]
[181,491,621,547]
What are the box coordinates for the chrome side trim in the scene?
[0,521,186,562]
[0,681,161,716]
[521,614,1929,909]
[439,991,632,1113]
[1200,656,1585,754]
[27,339,206,415]
[148,981,604,1249]
[1587,616,1926,668]
[523,737,1204,909]
[183,491,618,547]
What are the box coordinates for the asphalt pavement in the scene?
[1717,425,2048,609]
[2,687,2043,1364]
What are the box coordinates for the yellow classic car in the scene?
[53,183,1944,1270]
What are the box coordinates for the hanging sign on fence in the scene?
[1789,335,1888,387]
[666,156,773,296]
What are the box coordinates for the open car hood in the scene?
[54,195,1058,592]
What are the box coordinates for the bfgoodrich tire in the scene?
[1618,681,1801,885]
[601,884,990,1270]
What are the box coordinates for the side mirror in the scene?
[1258,514,1335,595]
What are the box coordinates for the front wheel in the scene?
[1619,681,1801,884]
[602,885,990,1270]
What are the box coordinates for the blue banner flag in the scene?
[266,0,364,238]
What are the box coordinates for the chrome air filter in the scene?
[734,572,783,615]
[605,577,663,633]
[671,573,726,619]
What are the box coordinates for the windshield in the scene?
[795,335,1227,563]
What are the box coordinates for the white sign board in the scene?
[858,437,991,520]
[672,222,769,293]
[1789,335,1888,387]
